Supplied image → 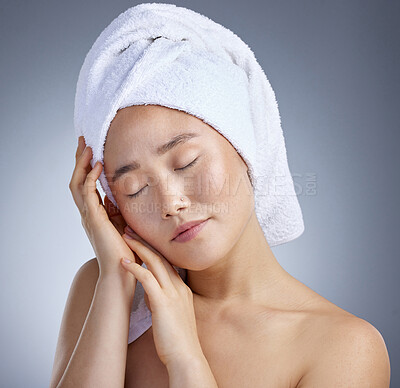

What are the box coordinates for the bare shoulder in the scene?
[76,257,100,280]
[297,301,391,387]
[59,257,100,335]
[49,258,100,388]
[64,258,100,310]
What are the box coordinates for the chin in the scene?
[169,248,225,271]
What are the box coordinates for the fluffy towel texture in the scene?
[73,3,305,344]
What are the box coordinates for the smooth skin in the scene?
[50,137,139,388]
[50,135,216,388]
[50,105,391,387]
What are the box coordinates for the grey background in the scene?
[1,0,398,386]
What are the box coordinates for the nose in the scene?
[157,175,189,219]
[161,194,188,219]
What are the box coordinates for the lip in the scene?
[172,218,210,242]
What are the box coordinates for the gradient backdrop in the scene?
[0,0,398,386]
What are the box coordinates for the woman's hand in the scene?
[120,228,203,368]
[103,195,144,267]
[69,136,140,276]
[103,195,126,236]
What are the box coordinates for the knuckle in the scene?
[85,173,94,184]
[142,270,153,283]
[82,181,94,196]
[81,186,89,197]
[159,292,170,305]
[171,288,180,299]
[182,283,192,296]
[82,179,91,191]
[154,255,163,265]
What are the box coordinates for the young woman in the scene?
[49,104,390,387]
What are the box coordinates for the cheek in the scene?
[195,156,229,201]
[199,156,249,202]
[119,199,155,235]
[202,156,254,226]
[122,213,161,246]
[120,211,142,233]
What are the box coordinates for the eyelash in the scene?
[128,157,199,198]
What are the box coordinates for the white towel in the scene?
[73,3,305,344]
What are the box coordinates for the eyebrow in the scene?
[111,132,200,183]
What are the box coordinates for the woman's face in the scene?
[103,104,254,270]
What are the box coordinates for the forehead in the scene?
[107,105,209,145]
[103,105,214,167]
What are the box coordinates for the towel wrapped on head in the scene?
[73,2,305,344]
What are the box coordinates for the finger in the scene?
[124,226,160,256]
[122,233,177,289]
[75,136,86,162]
[124,227,181,280]
[82,160,104,215]
[120,258,160,304]
[70,146,91,210]
[96,190,103,205]
[103,195,127,235]
[78,144,94,175]
[70,146,96,211]
[71,145,93,189]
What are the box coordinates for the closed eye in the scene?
[128,157,199,198]
[175,156,199,171]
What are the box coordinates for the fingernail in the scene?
[123,233,134,240]
[122,258,132,264]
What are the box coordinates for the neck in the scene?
[186,211,288,308]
